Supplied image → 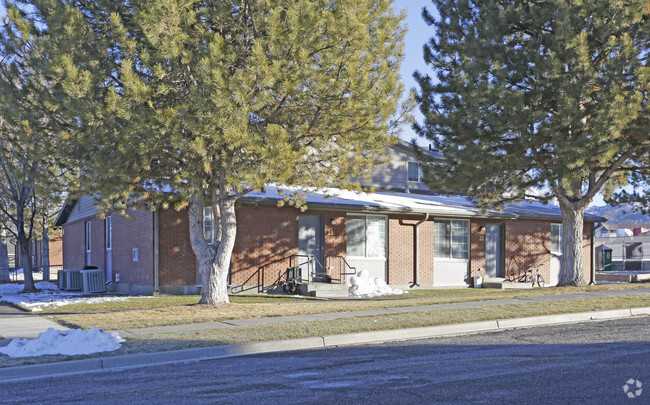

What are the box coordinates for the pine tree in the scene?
[415,0,649,285]
[1,1,73,291]
[5,0,408,303]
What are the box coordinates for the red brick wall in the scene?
[468,218,593,284]
[62,221,84,269]
[158,208,197,286]
[230,206,347,286]
[387,215,434,286]
[111,210,154,286]
[62,217,105,269]
[65,201,596,292]
[49,236,63,266]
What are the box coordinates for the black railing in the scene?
[230,266,265,294]
[229,254,357,295]
[325,255,357,284]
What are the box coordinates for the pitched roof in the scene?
[242,185,606,222]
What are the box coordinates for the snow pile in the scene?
[0,328,125,358]
[0,281,134,312]
[348,270,405,298]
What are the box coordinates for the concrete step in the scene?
[502,281,534,290]
[306,282,349,298]
[482,277,505,289]
[596,272,650,283]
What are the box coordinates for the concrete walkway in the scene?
[115,287,650,337]
[0,304,69,340]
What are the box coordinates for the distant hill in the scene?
[587,203,650,224]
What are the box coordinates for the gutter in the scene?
[240,197,605,223]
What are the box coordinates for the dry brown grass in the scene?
[50,283,648,331]
[1,294,647,369]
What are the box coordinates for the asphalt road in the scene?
[1,317,648,404]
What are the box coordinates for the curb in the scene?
[1,306,648,382]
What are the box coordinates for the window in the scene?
[625,242,642,259]
[203,207,216,244]
[551,223,563,255]
[85,221,92,266]
[105,216,112,250]
[407,161,423,182]
[434,219,469,259]
[347,215,386,258]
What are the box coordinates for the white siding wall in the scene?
[66,196,99,223]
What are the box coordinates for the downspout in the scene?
[410,213,429,287]
[153,206,160,294]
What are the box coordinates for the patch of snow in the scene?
[0,328,125,358]
[0,281,135,312]
[8,268,59,282]
[348,270,405,298]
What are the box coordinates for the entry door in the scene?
[485,224,503,278]
[298,215,324,280]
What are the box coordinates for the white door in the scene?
[485,224,503,278]
[550,224,562,286]
[298,215,323,280]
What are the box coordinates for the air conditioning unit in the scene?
[64,269,83,291]
[57,270,67,290]
[81,269,106,293]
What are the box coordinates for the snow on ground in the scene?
[5,268,60,282]
[0,281,135,312]
[349,270,406,298]
[0,328,125,358]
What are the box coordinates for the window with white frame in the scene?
[347,215,386,258]
[105,216,112,250]
[434,219,469,259]
[203,207,217,244]
[85,221,92,266]
[407,161,424,182]
[551,223,563,255]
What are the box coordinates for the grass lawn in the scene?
[47,283,648,331]
[2,293,647,369]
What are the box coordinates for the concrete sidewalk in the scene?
[0,304,69,340]
[115,287,650,337]
[1,306,649,382]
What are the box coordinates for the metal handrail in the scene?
[325,255,357,284]
[230,266,265,294]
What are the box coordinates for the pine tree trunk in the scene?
[0,229,9,282]
[558,202,587,286]
[18,232,35,291]
[41,223,50,281]
[187,192,234,305]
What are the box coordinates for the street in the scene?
[1,316,648,404]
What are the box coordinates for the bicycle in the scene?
[506,256,545,287]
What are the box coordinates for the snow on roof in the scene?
[244,185,604,221]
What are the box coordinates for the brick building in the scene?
[55,142,602,295]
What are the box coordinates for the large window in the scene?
[203,207,216,244]
[347,215,386,258]
[625,242,643,259]
[434,219,469,259]
[551,223,563,255]
[407,161,423,182]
